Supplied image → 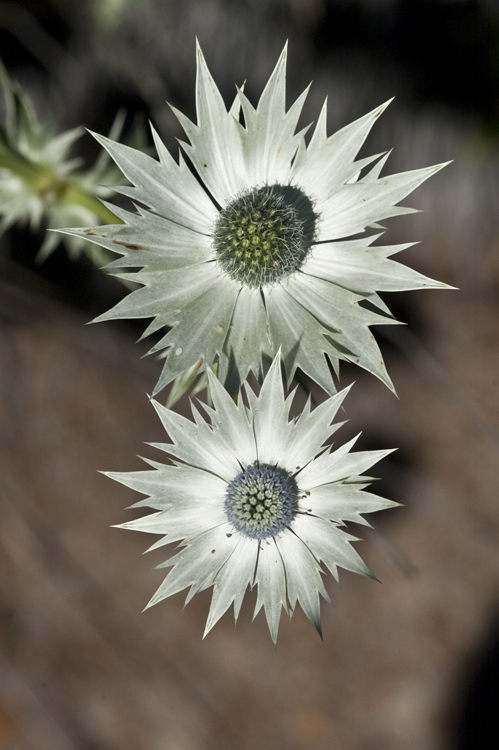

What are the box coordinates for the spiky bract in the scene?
[0,60,137,262]
[107,356,397,643]
[61,43,449,396]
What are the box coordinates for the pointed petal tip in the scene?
[151,381,165,399]
[384,447,398,457]
[88,129,111,147]
[383,372,398,397]
[306,608,323,639]
[98,470,116,479]
[195,38,205,61]
[337,381,355,399]
[375,98,395,118]
[435,159,453,171]
[387,499,404,510]
[273,41,289,69]
[202,615,218,640]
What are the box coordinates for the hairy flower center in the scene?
[213,186,307,288]
[224,463,297,539]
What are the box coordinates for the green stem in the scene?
[62,183,122,224]
[0,146,40,182]
[0,147,122,225]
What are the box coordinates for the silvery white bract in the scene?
[62,42,449,396]
[107,356,397,643]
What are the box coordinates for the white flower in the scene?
[62,42,449,396]
[107,356,397,642]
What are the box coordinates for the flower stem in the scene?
[0,146,122,225]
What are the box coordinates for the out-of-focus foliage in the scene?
[0,60,148,265]
[94,0,157,29]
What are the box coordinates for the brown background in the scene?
[1,1,499,748]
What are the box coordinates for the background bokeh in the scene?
[1,1,499,748]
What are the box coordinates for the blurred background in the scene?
[1,0,499,748]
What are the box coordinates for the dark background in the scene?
[1,1,499,748]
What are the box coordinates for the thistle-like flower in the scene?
[0,60,129,263]
[62,42,449,396]
[107,356,397,643]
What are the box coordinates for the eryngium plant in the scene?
[0,59,136,263]
[62,42,450,397]
[107,356,397,643]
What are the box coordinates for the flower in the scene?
[106,355,397,642]
[0,59,134,263]
[62,42,449,396]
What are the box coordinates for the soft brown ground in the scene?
[1,0,499,746]
[1,231,499,750]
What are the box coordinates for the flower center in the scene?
[213,186,307,288]
[224,463,297,539]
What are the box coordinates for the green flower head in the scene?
[107,356,397,643]
[0,60,133,263]
[62,42,450,395]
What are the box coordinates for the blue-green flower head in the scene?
[62,42,451,396]
[213,186,310,289]
[224,462,298,539]
[106,355,398,643]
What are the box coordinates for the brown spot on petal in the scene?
[112,240,148,251]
